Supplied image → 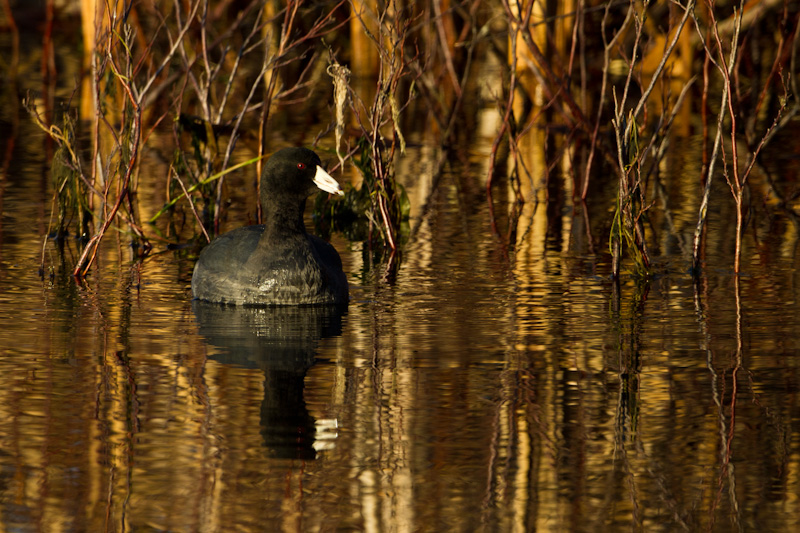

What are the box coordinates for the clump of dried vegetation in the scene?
[12,0,800,279]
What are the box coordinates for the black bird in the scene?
[192,147,348,306]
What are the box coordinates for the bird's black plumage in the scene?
[191,147,348,306]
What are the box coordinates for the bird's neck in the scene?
[261,198,306,241]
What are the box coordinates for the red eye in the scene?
[296,163,306,170]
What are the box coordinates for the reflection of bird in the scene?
[192,147,349,305]
[192,301,345,460]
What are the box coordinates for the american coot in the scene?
[191,147,348,306]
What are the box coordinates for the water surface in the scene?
[3,150,800,531]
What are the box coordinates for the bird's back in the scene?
[192,225,348,306]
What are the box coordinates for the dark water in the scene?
[3,20,800,533]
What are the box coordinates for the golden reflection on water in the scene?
[3,44,800,533]
[1,117,800,532]
[1,160,800,532]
